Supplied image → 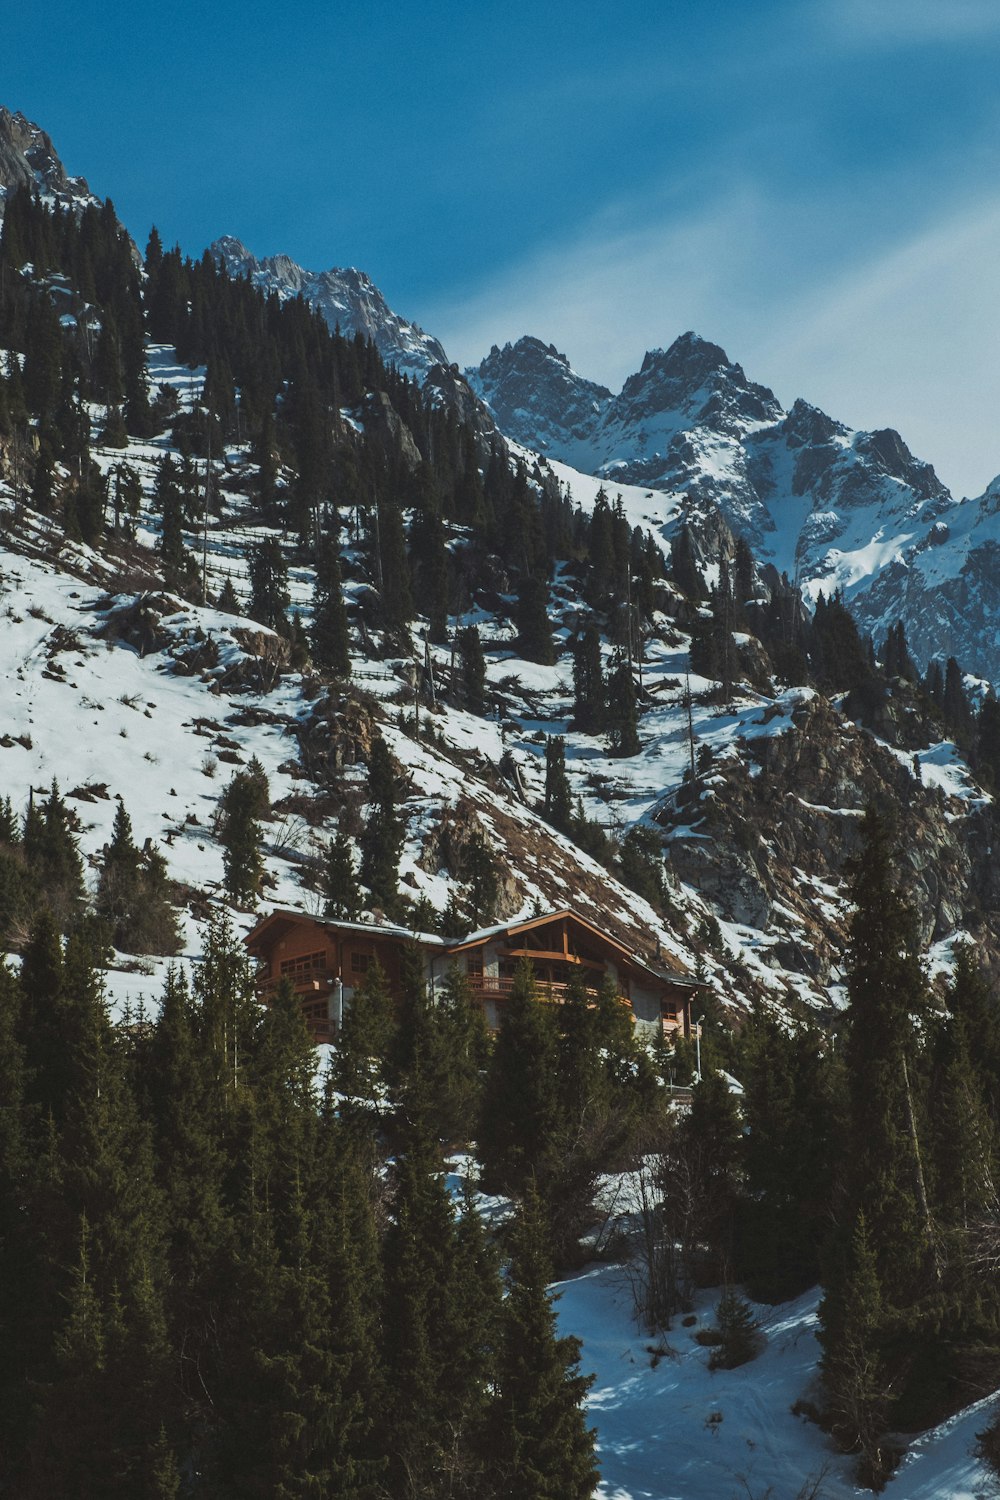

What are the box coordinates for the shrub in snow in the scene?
[708,1288,763,1370]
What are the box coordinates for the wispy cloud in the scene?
[760,194,1000,496]
[425,183,774,388]
[822,0,1000,43]
[426,181,1000,502]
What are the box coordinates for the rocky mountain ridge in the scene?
[0,106,98,215]
[210,234,449,382]
[469,331,1000,683]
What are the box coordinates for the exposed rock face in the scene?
[211,236,448,381]
[847,476,1000,685]
[468,336,612,459]
[423,362,502,464]
[662,695,999,994]
[0,107,95,213]
[362,390,423,471]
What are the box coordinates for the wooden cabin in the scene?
[445,910,697,1038]
[244,906,698,1044]
[244,909,446,1043]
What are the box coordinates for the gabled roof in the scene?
[442,908,698,989]
[244,907,448,952]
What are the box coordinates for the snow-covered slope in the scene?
[844,473,1000,682]
[556,1267,998,1500]
[3,385,988,1032]
[211,235,449,381]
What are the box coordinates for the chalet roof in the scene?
[244,907,448,951]
[442,908,698,989]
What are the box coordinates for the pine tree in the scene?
[141,967,233,1451]
[928,1017,997,1232]
[358,735,403,916]
[462,830,500,932]
[373,502,413,638]
[432,965,490,1145]
[709,1287,761,1370]
[840,807,931,1301]
[382,1100,501,1498]
[924,657,944,710]
[29,1212,111,1492]
[334,959,398,1112]
[605,654,640,757]
[478,960,561,1196]
[945,941,1000,1116]
[818,808,945,1466]
[810,592,875,697]
[252,408,281,516]
[882,621,916,683]
[516,571,555,665]
[0,827,36,950]
[542,735,573,832]
[572,623,605,733]
[943,656,973,742]
[217,575,240,614]
[218,772,265,906]
[155,455,193,592]
[670,522,703,599]
[311,535,351,678]
[0,962,34,1457]
[95,799,143,946]
[737,1011,839,1300]
[323,830,361,919]
[618,826,666,911]
[491,1183,598,1500]
[247,537,291,634]
[309,1100,387,1497]
[678,1066,744,1274]
[733,535,755,610]
[457,624,487,716]
[22,779,85,930]
[409,506,449,643]
[820,1212,889,1486]
[25,925,173,1497]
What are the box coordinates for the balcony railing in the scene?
[465,975,629,1007]
[257,972,331,998]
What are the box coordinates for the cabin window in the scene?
[280,950,327,978]
[350,952,370,975]
[466,951,483,979]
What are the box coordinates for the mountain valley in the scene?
[2,104,1000,1499]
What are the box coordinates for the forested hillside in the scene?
[3,129,1000,1495]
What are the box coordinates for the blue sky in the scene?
[8,0,1000,496]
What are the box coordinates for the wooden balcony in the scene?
[465,975,630,1009]
[256,972,331,998]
